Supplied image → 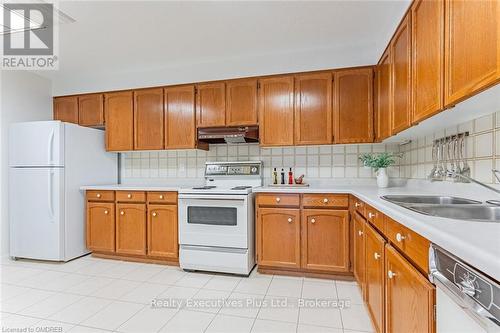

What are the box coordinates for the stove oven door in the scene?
[178,194,249,249]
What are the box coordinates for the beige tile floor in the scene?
[1,255,374,333]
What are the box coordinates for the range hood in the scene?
[197,126,259,144]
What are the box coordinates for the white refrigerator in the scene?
[9,121,117,261]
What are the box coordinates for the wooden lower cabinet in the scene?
[385,244,435,333]
[86,202,115,252]
[147,204,178,258]
[365,222,386,333]
[301,209,349,272]
[116,203,147,255]
[257,208,301,269]
[353,212,366,295]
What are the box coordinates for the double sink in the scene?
[381,195,500,223]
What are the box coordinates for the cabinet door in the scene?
[164,85,196,149]
[226,78,258,126]
[365,223,385,333]
[147,204,178,259]
[294,72,333,145]
[196,82,226,127]
[444,0,500,106]
[301,209,348,272]
[116,203,146,255]
[86,202,115,252]
[105,91,134,151]
[353,213,366,296]
[411,0,444,123]
[334,68,374,143]
[79,94,104,127]
[258,76,294,146]
[134,88,164,150]
[53,96,78,124]
[391,14,412,134]
[385,245,435,333]
[376,50,392,141]
[257,208,300,268]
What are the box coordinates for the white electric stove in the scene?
[178,161,263,275]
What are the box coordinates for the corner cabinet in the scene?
[53,96,78,124]
[78,94,104,127]
[104,91,134,151]
[258,76,295,147]
[294,72,333,145]
[334,68,374,143]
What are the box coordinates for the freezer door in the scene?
[9,167,64,260]
[9,121,64,167]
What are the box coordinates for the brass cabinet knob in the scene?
[311,218,316,224]
[104,210,109,215]
[276,197,281,203]
[374,252,381,260]
[159,195,164,199]
[323,198,329,203]
[120,211,125,215]
[388,270,397,279]
[96,193,101,198]
[396,233,406,242]
[127,194,132,199]
[152,212,157,217]
[287,217,292,223]
[368,212,375,219]
[358,230,363,236]
[355,202,361,208]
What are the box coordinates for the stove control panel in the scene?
[205,162,262,177]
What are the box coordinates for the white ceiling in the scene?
[37,0,410,95]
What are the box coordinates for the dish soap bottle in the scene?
[272,168,278,185]
[288,168,293,184]
[280,168,285,185]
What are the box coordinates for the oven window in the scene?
[187,206,237,226]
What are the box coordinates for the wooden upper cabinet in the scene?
[116,203,147,255]
[391,13,412,135]
[134,88,164,150]
[226,78,258,126]
[164,85,196,149]
[86,202,115,252]
[301,209,349,272]
[365,223,386,333]
[334,68,374,144]
[257,208,300,269]
[385,245,435,333]
[78,93,104,127]
[353,213,366,296]
[258,75,295,146]
[411,0,444,123]
[444,0,500,106]
[376,49,392,142]
[53,96,78,124]
[147,204,178,259]
[196,82,226,127]
[294,72,333,145]
[104,91,134,151]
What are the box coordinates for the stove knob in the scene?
[251,166,258,174]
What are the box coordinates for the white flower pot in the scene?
[376,168,389,188]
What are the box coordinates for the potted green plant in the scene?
[359,152,403,188]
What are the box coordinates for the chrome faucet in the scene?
[450,169,500,195]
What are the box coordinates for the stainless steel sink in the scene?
[406,204,500,223]
[381,195,481,205]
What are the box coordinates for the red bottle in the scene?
[288,168,293,184]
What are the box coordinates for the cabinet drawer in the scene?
[385,216,430,274]
[116,191,146,202]
[256,194,300,207]
[365,204,385,233]
[302,194,348,208]
[86,190,115,202]
[353,198,366,217]
[147,191,177,204]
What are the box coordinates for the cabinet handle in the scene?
[368,212,375,219]
[355,202,361,208]
[104,210,109,215]
[96,193,101,198]
[159,195,164,199]
[396,233,406,242]
[374,252,381,260]
[120,211,125,215]
[311,218,316,224]
[358,230,363,236]
[287,217,293,223]
[127,194,132,199]
[388,270,397,279]
[152,212,157,217]
[276,197,281,203]
[323,198,329,203]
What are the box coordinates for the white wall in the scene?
[0,71,53,257]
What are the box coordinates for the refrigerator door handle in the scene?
[48,130,55,165]
[48,170,55,222]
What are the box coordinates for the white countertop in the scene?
[254,183,500,280]
[81,181,500,279]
